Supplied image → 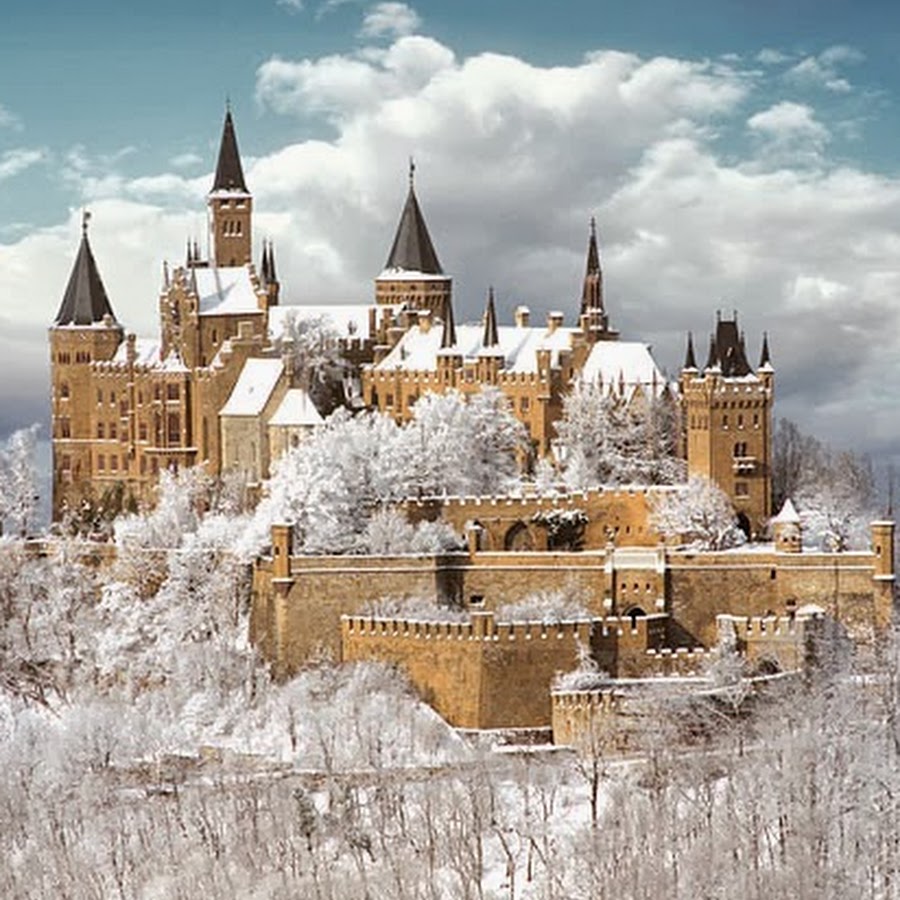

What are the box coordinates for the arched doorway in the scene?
[504,521,534,552]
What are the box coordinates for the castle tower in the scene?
[375,160,452,317]
[436,294,461,386]
[578,218,618,342]
[680,314,773,537]
[772,498,802,552]
[49,213,124,518]
[208,108,252,267]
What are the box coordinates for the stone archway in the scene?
[504,520,534,552]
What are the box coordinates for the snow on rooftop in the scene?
[220,357,284,417]
[375,322,579,373]
[195,267,262,317]
[580,341,666,393]
[268,388,324,428]
[376,268,450,282]
[112,337,160,367]
[772,498,801,524]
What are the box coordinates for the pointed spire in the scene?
[267,240,277,283]
[705,332,719,370]
[684,331,697,370]
[759,331,772,368]
[482,286,499,348]
[581,216,604,315]
[186,237,193,266]
[440,295,457,349]
[193,240,200,263]
[212,107,248,193]
[54,213,118,326]
[384,164,443,274]
[259,242,270,283]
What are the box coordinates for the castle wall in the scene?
[341,611,591,729]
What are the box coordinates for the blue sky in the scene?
[3,0,900,476]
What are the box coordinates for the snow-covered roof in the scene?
[579,341,665,392]
[220,357,284,417]
[112,337,160,367]
[268,304,391,343]
[376,268,450,282]
[195,267,262,317]
[374,322,579,373]
[772,498,801,525]
[268,388,324,428]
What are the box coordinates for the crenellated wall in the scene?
[341,610,592,729]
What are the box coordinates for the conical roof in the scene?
[440,295,457,349]
[580,217,604,314]
[683,332,697,370]
[384,165,443,274]
[54,218,117,326]
[212,109,248,193]
[482,287,499,348]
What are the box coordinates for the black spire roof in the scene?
[212,109,248,193]
[54,214,117,326]
[684,331,697,370]
[384,161,443,274]
[580,217,604,314]
[440,295,457,349]
[711,316,752,377]
[482,287,499,348]
[759,332,772,368]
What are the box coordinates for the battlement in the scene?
[719,612,821,638]
[644,645,712,676]
[341,610,592,643]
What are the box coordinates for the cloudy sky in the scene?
[2,0,900,473]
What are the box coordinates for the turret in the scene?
[477,287,503,384]
[772,498,802,553]
[578,217,617,342]
[208,107,252,267]
[375,160,452,318]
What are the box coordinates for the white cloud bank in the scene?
[2,24,899,473]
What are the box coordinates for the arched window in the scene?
[504,521,534,552]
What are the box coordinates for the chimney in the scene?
[547,311,564,334]
[515,305,530,328]
[418,310,432,333]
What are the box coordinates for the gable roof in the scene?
[220,357,284,417]
[195,267,262,316]
[268,388,324,428]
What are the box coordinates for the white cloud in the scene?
[359,2,421,39]
[786,44,864,93]
[756,48,791,66]
[170,151,204,169]
[277,0,304,11]
[0,103,21,130]
[0,148,45,181]
[5,33,900,470]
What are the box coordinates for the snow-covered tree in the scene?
[555,384,683,489]
[651,475,745,550]
[362,508,462,555]
[275,312,353,414]
[0,425,39,537]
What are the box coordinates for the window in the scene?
[737,413,744,429]
[722,414,729,428]
[97,454,105,471]
[733,442,747,457]
[140,456,147,475]
[109,422,117,440]
[167,413,180,444]
[59,418,71,438]
[151,457,159,475]
[110,391,116,405]
[753,412,760,428]
[61,455,71,471]
[97,423,105,439]
[385,393,394,407]
[97,389,103,404]
[167,383,179,401]
[154,385,161,401]
[735,481,749,498]
[60,382,70,399]
[138,391,144,405]
[520,396,530,412]
[110,456,118,472]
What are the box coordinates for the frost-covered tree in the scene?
[555,384,683,489]
[275,312,353,414]
[0,425,39,537]
[252,390,525,555]
[651,475,745,550]
[362,508,462,555]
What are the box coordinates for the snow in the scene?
[112,337,161,367]
[772,497,801,524]
[195,266,262,316]
[220,358,284,417]
[579,340,667,394]
[375,322,581,373]
[376,267,450,281]
[268,388,324,428]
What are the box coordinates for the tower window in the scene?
[735,481,749,498]
[59,418,71,439]
[61,455,71,471]
[97,389,103,404]
[722,415,729,428]
[60,382,70,399]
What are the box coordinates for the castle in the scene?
[49,109,893,747]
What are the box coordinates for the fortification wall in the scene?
[341,611,591,729]
[664,549,885,649]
